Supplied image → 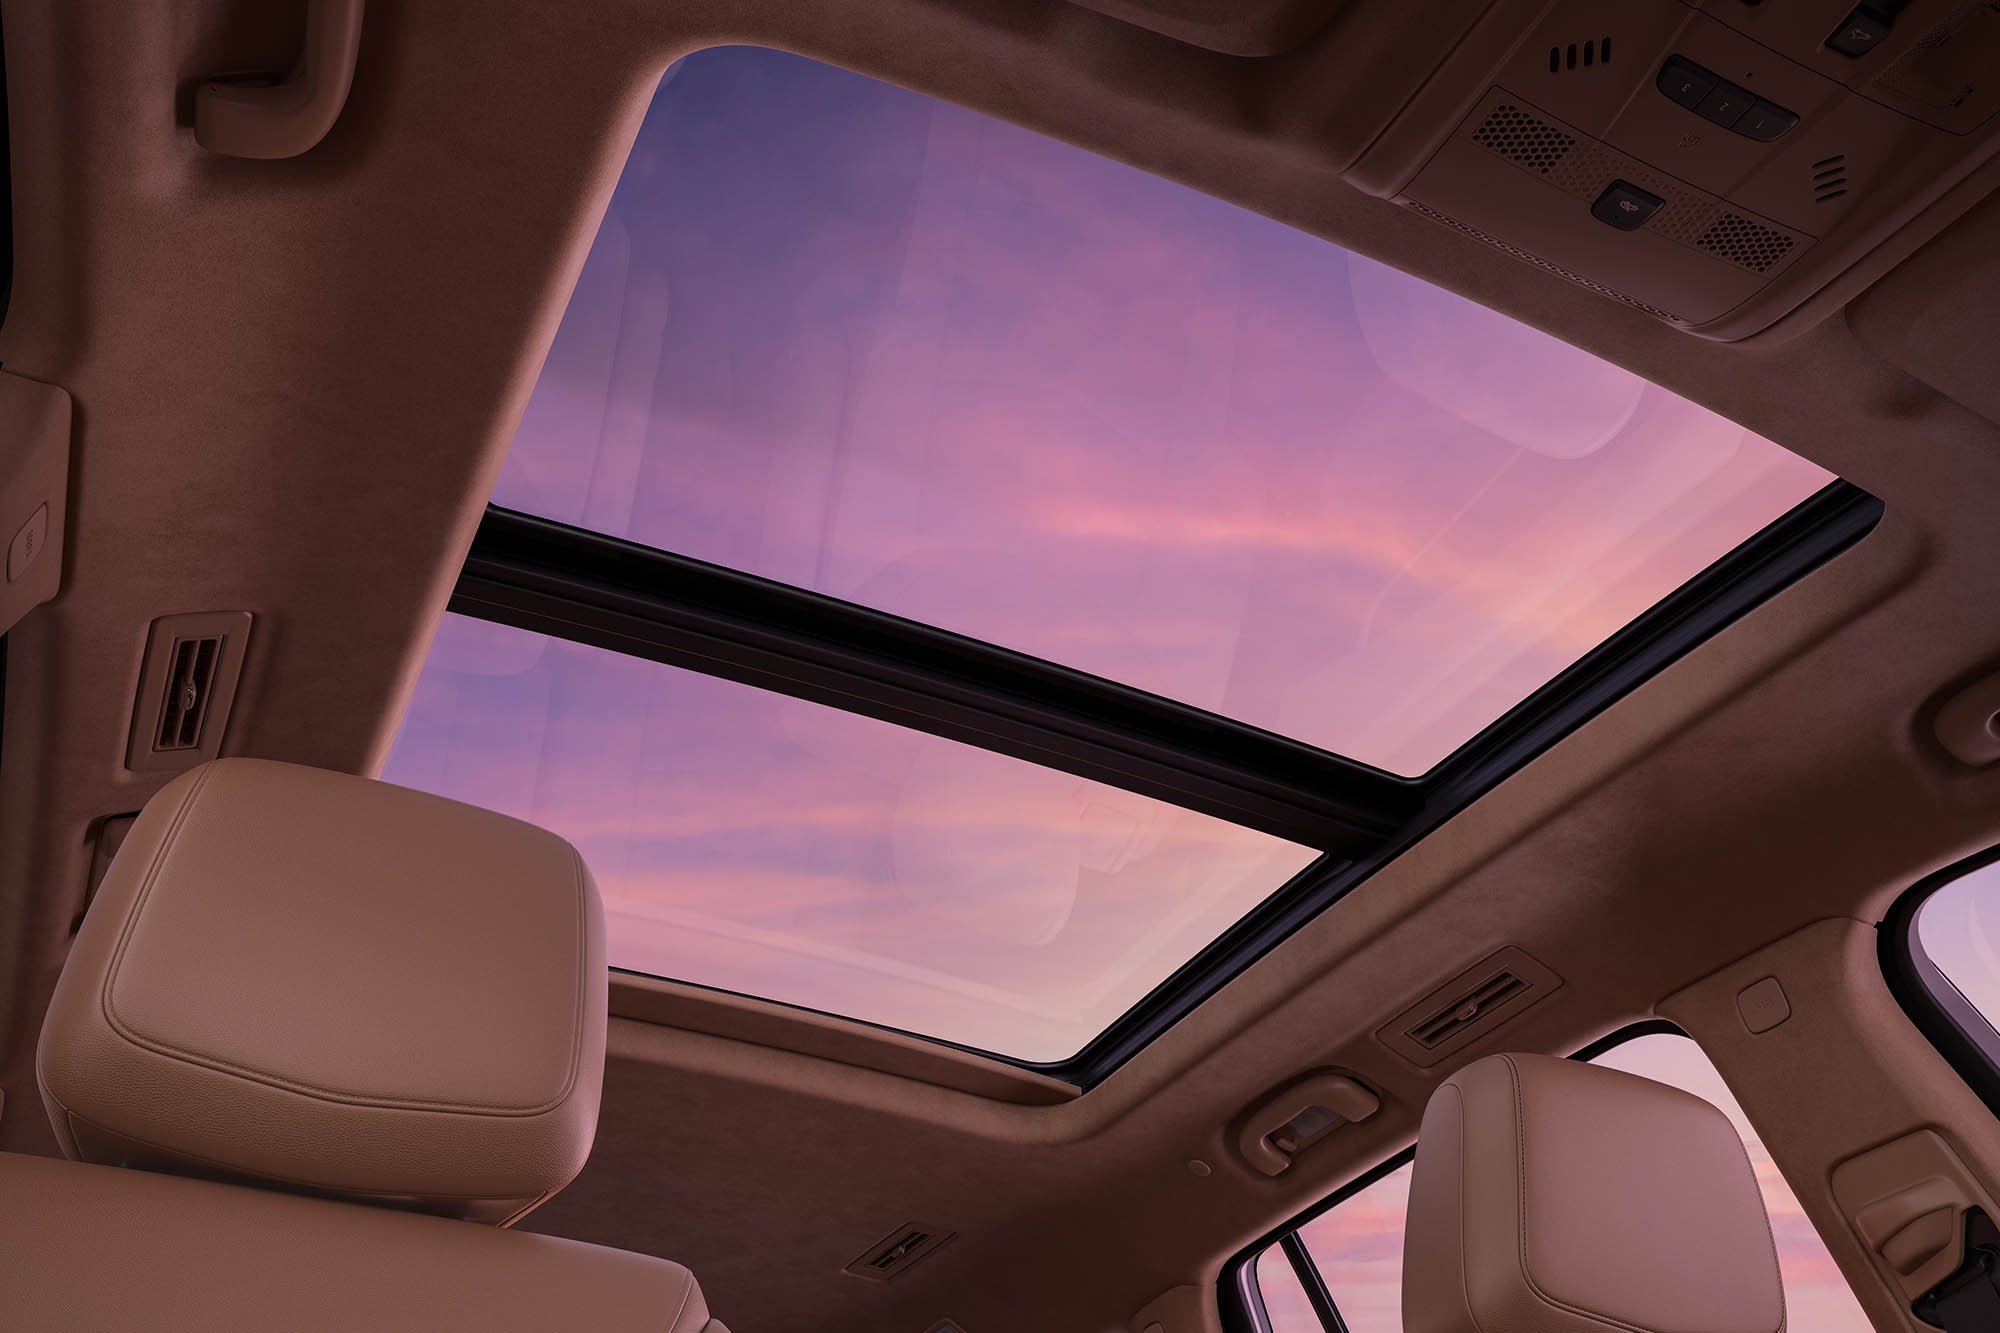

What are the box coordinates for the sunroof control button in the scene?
[1657,55,1718,110]
[1825,4,1893,57]
[1590,180,1664,231]
[1736,99,1799,142]
[1695,79,1757,129]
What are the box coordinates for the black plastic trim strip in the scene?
[1282,1232,1351,1333]
[455,508,1408,853]
[0,14,13,328]
[1880,845,2000,1122]
[1217,1020,1684,1333]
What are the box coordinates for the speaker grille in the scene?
[1696,213,1798,274]
[1402,201,1686,323]
[1470,104,1574,175]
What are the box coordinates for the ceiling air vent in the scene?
[125,611,254,773]
[1813,154,1850,204]
[1376,947,1562,1068]
[1407,970,1529,1049]
[1548,37,1611,73]
[1469,104,1574,176]
[841,1222,955,1283]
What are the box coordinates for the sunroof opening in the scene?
[385,45,1859,1071]
[386,614,1319,1062]
[492,45,1830,777]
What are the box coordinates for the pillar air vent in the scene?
[125,612,254,773]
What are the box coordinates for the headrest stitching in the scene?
[1503,1054,1666,1333]
[97,764,221,1052]
[93,768,580,1118]
[553,840,591,1109]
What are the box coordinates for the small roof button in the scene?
[1656,55,1718,111]
[1826,4,1894,57]
[1590,180,1665,231]
[1695,79,1758,130]
[1736,99,1800,143]
[1736,976,1791,1034]
[6,503,48,583]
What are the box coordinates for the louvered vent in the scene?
[1470,104,1574,175]
[125,611,254,773]
[155,635,222,750]
[1812,154,1850,204]
[1406,970,1530,1049]
[842,1223,955,1282]
[1376,947,1563,1067]
[1548,37,1611,72]
[1696,212,1799,274]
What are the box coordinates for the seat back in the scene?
[1,1150,722,1332]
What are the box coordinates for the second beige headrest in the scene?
[1403,1051,1784,1333]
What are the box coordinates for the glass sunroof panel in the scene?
[383,614,1320,1062]
[493,46,1833,776]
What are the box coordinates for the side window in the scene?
[1895,854,2000,1097]
[1244,1031,1871,1333]
[1254,1247,1323,1333]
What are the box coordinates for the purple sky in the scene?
[487,46,1829,777]
[1916,861,2000,1029]
[1258,1035,1872,1333]
[384,47,1832,1060]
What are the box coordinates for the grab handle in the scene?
[195,0,364,159]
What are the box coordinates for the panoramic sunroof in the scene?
[491,46,1830,777]
[384,46,1866,1073]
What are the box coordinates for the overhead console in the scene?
[1344,0,2000,338]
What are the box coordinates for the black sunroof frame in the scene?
[450,480,1880,1087]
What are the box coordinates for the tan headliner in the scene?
[3,2,2000,1330]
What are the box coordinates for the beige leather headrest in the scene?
[38,758,607,1225]
[1403,1052,1784,1333]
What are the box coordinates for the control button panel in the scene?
[1590,180,1664,231]
[1654,55,1797,142]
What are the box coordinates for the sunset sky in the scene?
[384,46,1831,1061]
[1915,860,2000,1029]
[386,615,1318,1060]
